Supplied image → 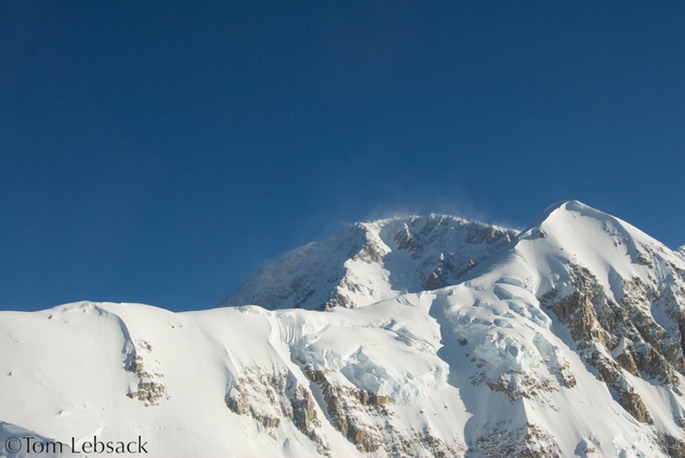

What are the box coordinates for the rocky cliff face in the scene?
[2,200,685,457]
[540,264,685,426]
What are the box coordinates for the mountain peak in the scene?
[506,200,683,303]
[543,199,590,213]
[525,200,650,247]
[536,199,602,227]
[220,213,517,310]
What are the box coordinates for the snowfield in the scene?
[2,200,685,457]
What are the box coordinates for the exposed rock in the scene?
[300,366,463,456]
[127,381,166,405]
[292,385,320,430]
[659,433,685,458]
[617,386,653,424]
[124,339,166,406]
[225,367,331,456]
[302,366,383,453]
[469,422,561,458]
[539,265,685,424]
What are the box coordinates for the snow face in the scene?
[2,200,685,457]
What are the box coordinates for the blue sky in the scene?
[1,2,683,311]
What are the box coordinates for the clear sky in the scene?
[1,2,683,312]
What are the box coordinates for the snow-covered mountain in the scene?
[2,200,685,457]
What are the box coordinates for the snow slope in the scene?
[2,200,685,457]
